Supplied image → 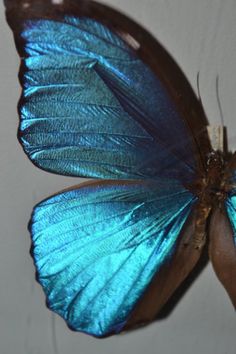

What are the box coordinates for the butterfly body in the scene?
[4,0,236,337]
[184,149,226,248]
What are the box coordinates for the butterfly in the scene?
[4,0,236,338]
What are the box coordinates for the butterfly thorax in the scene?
[202,150,227,205]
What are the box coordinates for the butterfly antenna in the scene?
[197,71,203,105]
[216,75,225,126]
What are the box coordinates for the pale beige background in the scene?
[0,1,236,353]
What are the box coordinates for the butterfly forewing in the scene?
[5,0,210,183]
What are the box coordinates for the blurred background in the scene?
[0,1,235,353]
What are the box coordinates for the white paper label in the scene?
[207,125,225,152]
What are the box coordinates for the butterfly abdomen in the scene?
[193,203,211,249]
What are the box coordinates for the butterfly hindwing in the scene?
[209,207,236,309]
[226,194,236,245]
[30,180,196,336]
[209,153,236,309]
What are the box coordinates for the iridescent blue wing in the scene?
[30,180,197,337]
[5,0,210,182]
[226,194,236,245]
[5,0,212,336]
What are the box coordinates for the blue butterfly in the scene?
[5,0,236,337]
